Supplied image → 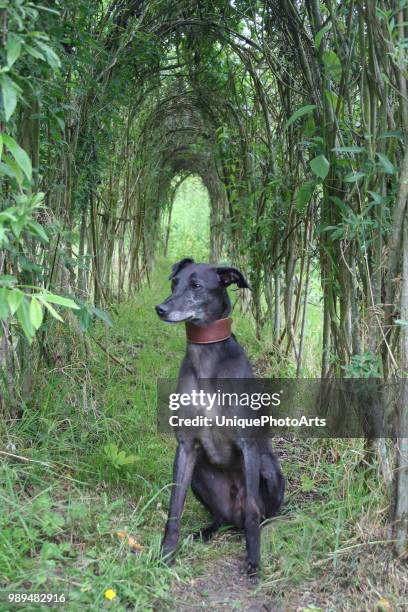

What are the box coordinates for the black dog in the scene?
[155,258,284,580]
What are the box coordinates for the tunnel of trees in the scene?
[1,0,408,590]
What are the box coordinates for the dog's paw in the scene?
[192,527,214,542]
[246,562,259,585]
[192,522,220,542]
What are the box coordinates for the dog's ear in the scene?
[169,258,194,280]
[216,266,251,289]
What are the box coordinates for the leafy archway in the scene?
[1,0,408,553]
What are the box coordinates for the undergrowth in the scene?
[0,260,402,611]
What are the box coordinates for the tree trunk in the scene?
[394,216,408,556]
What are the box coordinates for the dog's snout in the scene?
[155,303,168,317]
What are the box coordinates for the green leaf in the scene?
[11,211,27,237]
[324,89,341,113]
[41,299,64,322]
[55,116,65,131]
[0,160,18,180]
[286,105,316,128]
[40,542,65,560]
[310,155,330,179]
[17,299,35,341]
[297,179,316,211]
[3,154,23,185]
[368,191,385,204]
[6,34,22,67]
[0,209,17,222]
[7,289,23,315]
[92,307,112,327]
[34,5,60,15]
[35,41,61,69]
[0,227,9,247]
[41,293,79,309]
[378,130,404,140]
[376,152,396,174]
[315,23,332,49]
[41,511,64,536]
[0,288,9,320]
[300,474,315,493]
[323,50,342,83]
[0,274,17,287]
[121,454,136,465]
[329,196,348,213]
[104,443,118,458]
[24,44,45,61]
[332,146,365,154]
[344,171,366,183]
[117,451,126,463]
[2,134,32,181]
[0,75,18,121]
[31,192,45,207]
[76,306,92,333]
[27,220,49,243]
[30,297,43,330]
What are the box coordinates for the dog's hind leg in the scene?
[260,452,285,517]
[190,459,234,540]
[193,521,222,542]
[239,440,261,582]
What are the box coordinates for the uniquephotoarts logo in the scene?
[167,413,327,429]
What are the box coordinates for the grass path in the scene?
[0,260,404,611]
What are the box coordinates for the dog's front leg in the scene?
[161,439,197,563]
[240,440,261,581]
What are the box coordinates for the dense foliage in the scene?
[1,0,408,553]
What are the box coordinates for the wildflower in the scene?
[104,589,116,601]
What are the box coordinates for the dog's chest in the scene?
[186,344,218,378]
[198,428,238,468]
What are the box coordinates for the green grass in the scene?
[165,175,211,262]
[0,261,188,609]
[0,259,399,611]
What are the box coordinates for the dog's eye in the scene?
[191,281,201,289]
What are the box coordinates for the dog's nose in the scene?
[155,304,167,317]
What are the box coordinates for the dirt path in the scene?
[172,550,280,611]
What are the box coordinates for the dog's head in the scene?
[155,258,250,325]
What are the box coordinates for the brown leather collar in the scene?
[185,318,232,344]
